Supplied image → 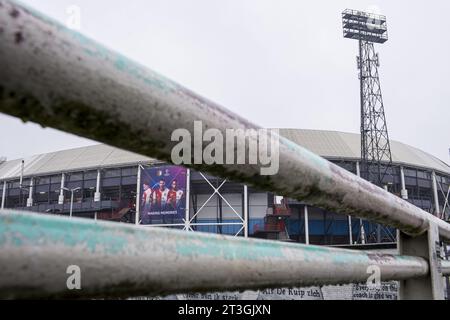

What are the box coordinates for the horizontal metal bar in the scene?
[0,210,429,299]
[0,0,449,239]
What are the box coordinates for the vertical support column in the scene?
[185,169,191,231]
[243,184,248,238]
[445,244,450,300]
[432,171,441,217]
[360,222,366,244]
[304,205,309,245]
[134,164,141,225]
[94,169,101,202]
[135,165,141,225]
[26,178,33,207]
[58,173,65,205]
[348,216,353,245]
[398,223,444,300]
[356,161,361,178]
[400,166,408,200]
[356,161,366,244]
[69,190,74,218]
[1,181,6,209]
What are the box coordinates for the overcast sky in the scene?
[1,0,449,163]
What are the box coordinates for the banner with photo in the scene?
[139,165,187,224]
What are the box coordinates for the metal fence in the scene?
[0,0,449,299]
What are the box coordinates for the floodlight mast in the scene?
[342,9,393,188]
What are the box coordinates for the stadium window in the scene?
[9,180,19,188]
[36,176,51,185]
[83,188,95,200]
[103,177,120,187]
[121,176,137,186]
[66,181,82,189]
[68,172,83,181]
[49,190,59,204]
[404,169,417,177]
[7,187,20,196]
[84,170,97,180]
[102,186,120,201]
[7,195,20,207]
[35,190,49,204]
[35,184,49,194]
[120,185,136,200]
[418,179,431,188]
[8,181,18,189]
[83,179,96,189]
[50,175,61,183]
[417,171,430,180]
[121,167,137,176]
[104,168,121,178]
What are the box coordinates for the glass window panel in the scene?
[121,167,137,176]
[103,177,120,187]
[404,169,416,177]
[36,176,51,185]
[84,170,97,180]
[50,184,61,192]
[68,172,83,181]
[83,179,96,188]
[121,176,137,186]
[104,168,121,178]
[8,188,20,196]
[51,175,62,183]
[417,171,430,180]
[35,185,49,193]
[66,181,82,189]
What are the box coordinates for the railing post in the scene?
[356,161,366,244]
[243,184,248,238]
[446,245,450,299]
[304,205,309,245]
[348,216,353,244]
[398,222,444,299]
[135,165,141,225]
[185,169,191,231]
[1,181,6,209]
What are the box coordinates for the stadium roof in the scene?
[0,129,449,180]
[280,129,450,174]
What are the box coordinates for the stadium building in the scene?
[0,129,449,247]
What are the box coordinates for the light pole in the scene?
[61,187,81,218]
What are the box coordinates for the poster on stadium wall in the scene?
[139,165,187,224]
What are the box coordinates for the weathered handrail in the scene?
[0,0,449,240]
[0,210,430,299]
[0,0,450,300]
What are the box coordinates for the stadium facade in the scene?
[0,129,449,246]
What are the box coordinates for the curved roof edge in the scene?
[0,129,448,180]
[279,129,450,175]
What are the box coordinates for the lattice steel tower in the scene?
[342,9,393,186]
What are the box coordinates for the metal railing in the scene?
[0,0,449,299]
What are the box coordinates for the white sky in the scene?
[1,0,449,163]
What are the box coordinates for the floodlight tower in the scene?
[342,9,393,186]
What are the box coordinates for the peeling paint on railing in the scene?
[0,211,429,299]
[0,0,448,240]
